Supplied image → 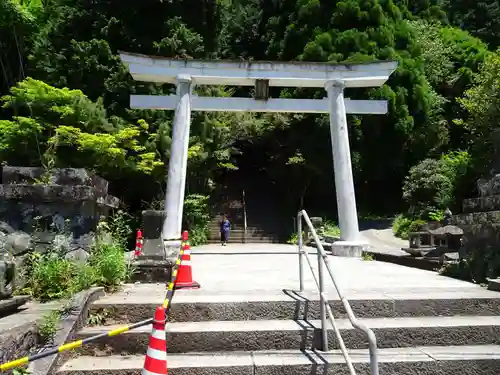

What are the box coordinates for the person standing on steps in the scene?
[220,214,231,246]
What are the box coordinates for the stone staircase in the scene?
[208,198,278,244]
[57,284,500,374]
[207,218,278,244]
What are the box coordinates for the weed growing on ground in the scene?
[89,242,127,291]
[38,310,61,344]
[287,231,305,245]
[31,255,77,301]
[13,367,30,375]
[87,308,111,326]
[361,252,374,261]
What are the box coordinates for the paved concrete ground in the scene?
[0,298,60,332]
[99,242,499,309]
[189,243,483,296]
[358,220,412,257]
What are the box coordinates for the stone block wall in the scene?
[451,174,500,250]
[0,167,119,253]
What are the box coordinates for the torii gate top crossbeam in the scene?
[119,52,398,88]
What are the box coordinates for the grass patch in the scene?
[23,238,128,301]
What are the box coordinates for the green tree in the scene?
[444,0,500,49]
[458,51,500,171]
[0,0,39,96]
[402,150,471,216]
[408,20,489,150]
[0,78,162,177]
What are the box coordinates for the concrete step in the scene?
[207,228,272,235]
[206,231,273,238]
[207,230,270,236]
[57,345,500,375]
[207,236,276,241]
[206,238,277,244]
[207,226,245,231]
[91,288,500,323]
[76,316,500,355]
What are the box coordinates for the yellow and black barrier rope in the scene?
[0,242,186,372]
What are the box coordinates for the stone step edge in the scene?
[78,316,500,334]
[93,288,500,306]
[57,345,500,372]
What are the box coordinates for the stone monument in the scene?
[132,210,175,283]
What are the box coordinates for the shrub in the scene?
[392,214,426,240]
[28,239,128,300]
[188,225,209,246]
[402,158,454,216]
[29,252,101,301]
[402,151,471,216]
[74,263,98,291]
[183,194,210,246]
[31,254,78,301]
[89,241,127,291]
[323,220,340,237]
[103,210,133,248]
[287,231,305,245]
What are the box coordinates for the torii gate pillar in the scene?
[162,75,192,240]
[326,80,359,243]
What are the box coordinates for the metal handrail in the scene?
[297,209,379,375]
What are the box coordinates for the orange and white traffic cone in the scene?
[175,231,200,289]
[142,305,168,375]
[135,229,144,257]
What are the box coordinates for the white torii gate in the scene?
[119,52,398,254]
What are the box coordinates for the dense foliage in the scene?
[2,0,500,237]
